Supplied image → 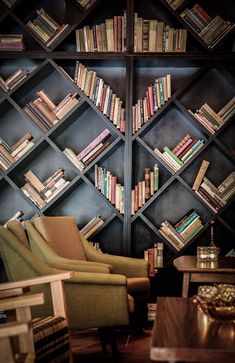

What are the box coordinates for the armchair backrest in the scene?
[32,216,87,261]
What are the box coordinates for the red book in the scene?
[148,86,154,116]
[111,176,117,204]
[177,139,197,159]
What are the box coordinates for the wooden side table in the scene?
[173,256,235,297]
[150,297,235,362]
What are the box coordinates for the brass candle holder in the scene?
[197,220,220,263]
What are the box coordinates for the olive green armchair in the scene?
[24,216,150,326]
[0,225,131,337]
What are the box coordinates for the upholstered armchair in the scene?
[0,225,132,337]
[24,216,150,326]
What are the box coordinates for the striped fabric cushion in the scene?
[32,316,70,363]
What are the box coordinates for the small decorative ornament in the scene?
[193,284,235,321]
[197,220,220,263]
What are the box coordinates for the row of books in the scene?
[144,242,163,276]
[132,74,171,133]
[189,97,235,134]
[0,34,24,51]
[74,61,126,132]
[63,128,112,172]
[94,164,124,213]
[159,209,203,251]
[147,303,157,321]
[80,215,104,240]
[166,0,186,10]
[134,13,187,53]
[131,165,159,215]
[27,8,69,48]
[23,90,79,133]
[154,134,205,172]
[21,168,70,209]
[77,0,96,10]
[180,3,235,49]
[76,12,127,52]
[0,133,34,171]
[193,160,235,212]
[0,69,28,92]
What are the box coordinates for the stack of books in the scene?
[3,210,24,228]
[0,34,24,51]
[23,90,79,133]
[2,0,16,7]
[166,0,186,10]
[21,168,70,209]
[188,97,235,134]
[95,164,124,213]
[131,165,159,214]
[27,8,69,47]
[0,69,28,92]
[159,210,203,251]
[76,0,96,9]
[144,242,163,276]
[180,3,235,49]
[74,61,126,132]
[0,133,34,171]
[193,161,235,212]
[147,303,157,321]
[64,128,111,172]
[154,134,205,172]
[76,11,127,52]
[80,216,104,239]
[133,74,171,133]
[134,13,187,52]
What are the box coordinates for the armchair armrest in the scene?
[48,260,112,274]
[0,288,25,299]
[69,271,127,286]
[82,237,150,278]
[0,272,73,319]
[0,293,44,311]
[0,321,30,338]
[0,293,44,353]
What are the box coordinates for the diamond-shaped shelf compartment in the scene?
[0,58,42,95]
[179,65,235,114]
[51,101,118,173]
[141,104,208,173]
[49,180,117,244]
[13,0,81,50]
[0,14,42,51]
[143,179,212,239]
[0,178,35,224]
[0,99,42,172]
[7,140,77,210]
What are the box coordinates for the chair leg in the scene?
[98,327,107,353]
[97,327,118,356]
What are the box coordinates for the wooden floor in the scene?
[71,327,153,363]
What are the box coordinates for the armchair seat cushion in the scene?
[127,277,150,295]
[32,316,70,363]
[33,216,86,261]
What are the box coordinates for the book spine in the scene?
[192,160,210,191]
[77,129,111,160]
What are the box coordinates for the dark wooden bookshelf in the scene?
[0,0,234,294]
